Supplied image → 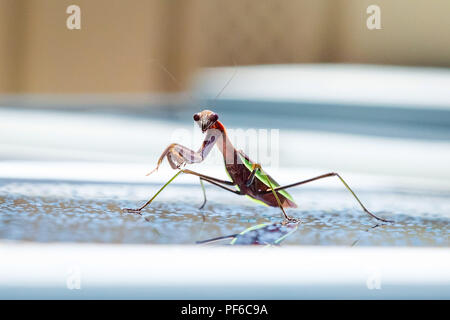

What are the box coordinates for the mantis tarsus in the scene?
[123,110,393,223]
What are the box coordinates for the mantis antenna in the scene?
[148,57,238,105]
[213,57,238,101]
[148,59,198,104]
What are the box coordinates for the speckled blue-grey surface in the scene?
[0,178,448,246]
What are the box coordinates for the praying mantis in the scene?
[123,109,392,223]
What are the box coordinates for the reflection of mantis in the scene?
[196,221,300,246]
[124,110,392,223]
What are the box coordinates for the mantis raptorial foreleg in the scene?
[144,143,200,176]
[146,131,220,176]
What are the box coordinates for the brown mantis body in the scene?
[124,110,392,223]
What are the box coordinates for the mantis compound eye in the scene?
[193,114,200,121]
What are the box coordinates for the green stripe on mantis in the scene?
[238,153,296,204]
[244,195,269,206]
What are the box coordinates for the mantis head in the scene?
[193,110,219,133]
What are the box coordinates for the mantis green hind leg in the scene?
[264,172,393,223]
